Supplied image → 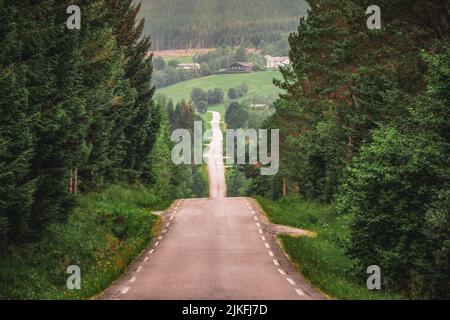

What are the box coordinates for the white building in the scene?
[265,56,290,69]
[176,63,201,70]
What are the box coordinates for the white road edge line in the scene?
[121,287,130,294]
[273,259,280,266]
[258,229,263,234]
[295,288,306,296]
[149,249,154,254]
[286,278,296,286]
[129,276,136,283]
[155,241,160,247]
[256,222,261,228]
[144,257,148,262]
[278,268,286,275]
[264,243,270,249]
[268,251,274,257]
[136,266,142,272]
[158,236,163,240]
[261,236,266,241]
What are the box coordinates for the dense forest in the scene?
[139,0,309,50]
[237,0,449,299]
[0,0,206,297]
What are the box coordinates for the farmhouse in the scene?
[228,62,253,73]
[265,55,290,69]
[176,63,200,70]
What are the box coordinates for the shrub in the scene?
[337,127,448,298]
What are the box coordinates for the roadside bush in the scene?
[337,127,449,298]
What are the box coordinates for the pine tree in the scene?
[107,0,159,179]
[78,0,123,188]
[24,0,91,232]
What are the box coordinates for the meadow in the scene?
[157,70,283,112]
[256,196,404,300]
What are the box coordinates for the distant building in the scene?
[228,62,253,73]
[265,56,290,69]
[176,63,200,70]
[251,103,267,109]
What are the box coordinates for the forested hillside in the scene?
[139,0,309,49]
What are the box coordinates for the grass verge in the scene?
[0,184,171,299]
[256,196,404,300]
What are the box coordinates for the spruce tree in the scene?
[0,2,35,248]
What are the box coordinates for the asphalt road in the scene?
[101,112,325,300]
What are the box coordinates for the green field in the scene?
[157,70,283,111]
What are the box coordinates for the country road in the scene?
[101,111,325,300]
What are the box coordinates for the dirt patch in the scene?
[150,48,215,58]
[269,224,317,237]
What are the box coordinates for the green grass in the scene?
[256,196,404,300]
[0,184,171,299]
[202,111,213,142]
[157,70,283,108]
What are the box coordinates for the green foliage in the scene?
[257,196,403,300]
[227,88,238,100]
[0,184,168,299]
[225,102,249,130]
[207,88,224,105]
[153,57,166,70]
[191,87,208,107]
[337,45,450,299]
[226,166,248,197]
[0,9,36,249]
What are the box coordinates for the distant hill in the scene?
[138,0,308,50]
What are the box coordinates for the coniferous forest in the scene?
[140,0,309,50]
